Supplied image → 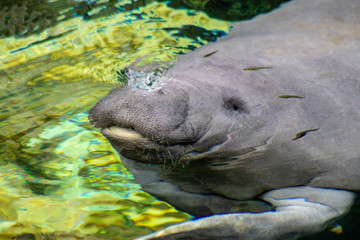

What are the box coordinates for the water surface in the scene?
[0,1,232,238]
[3,1,356,239]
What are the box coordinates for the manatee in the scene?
[88,0,360,239]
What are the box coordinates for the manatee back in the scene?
[167,0,360,191]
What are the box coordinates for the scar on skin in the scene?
[204,50,218,58]
[293,128,319,140]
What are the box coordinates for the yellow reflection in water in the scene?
[0,2,230,84]
[0,113,192,239]
[0,1,230,239]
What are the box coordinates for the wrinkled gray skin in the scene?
[89,0,360,239]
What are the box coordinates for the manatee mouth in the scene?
[100,126,191,165]
[102,127,150,144]
[99,124,251,167]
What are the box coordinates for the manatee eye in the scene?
[231,102,239,111]
[223,97,247,114]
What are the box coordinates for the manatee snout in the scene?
[89,81,215,163]
[90,83,195,141]
[89,79,251,164]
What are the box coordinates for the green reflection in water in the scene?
[0,110,192,239]
[0,1,230,239]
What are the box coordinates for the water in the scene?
[0,1,231,238]
[3,0,357,239]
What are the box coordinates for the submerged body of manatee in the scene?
[0,0,359,239]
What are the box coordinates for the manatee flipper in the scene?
[137,187,355,240]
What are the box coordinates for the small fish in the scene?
[243,67,273,71]
[203,50,218,58]
[293,128,319,140]
[279,95,305,99]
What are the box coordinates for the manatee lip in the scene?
[100,126,177,150]
[101,125,233,154]
[98,125,240,165]
[101,126,151,144]
[100,126,191,164]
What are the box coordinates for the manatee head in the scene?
[88,69,269,166]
